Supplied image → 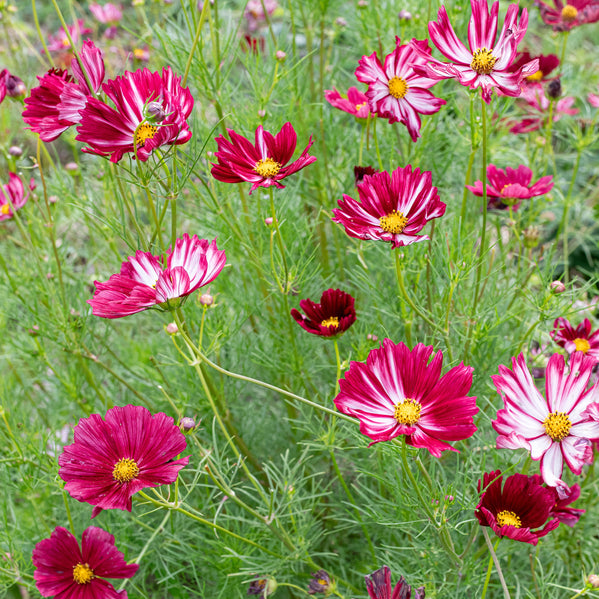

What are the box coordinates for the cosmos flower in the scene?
[334,340,478,457]
[211,122,316,194]
[76,66,193,162]
[59,404,189,517]
[551,317,599,360]
[530,474,585,526]
[492,352,599,491]
[45,19,92,53]
[365,565,425,599]
[244,0,278,32]
[89,3,123,38]
[291,288,356,337]
[332,165,446,248]
[324,87,372,119]
[475,470,560,544]
[508,52,560,84]
[414,0,538,103]
[466,164,554,211]
[355,38,446,141]
[0,173,34,222]
[247,576,277,598]
[308,570,333,595]
[537,0,599,31]
[23,40,105,142]
[89,235,226,318]
[32,526,139,599]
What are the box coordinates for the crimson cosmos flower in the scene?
[89,235,226,318]
[551,317,599,360]
[466,164,554,211]
[537,0,599,31]
[492,352,599,491]
[59,404,189,517]
[0,173,34,221]
[324,87,371,119]
[45,19,92,53]
[414,0,538,104]
[76,66,193,162]
[23,40,105,142]
[475,470,560,544]
[334,340,478,456]
[508,51,560,84]
[90,3,123,38]
[32,526,138,598]
[530,474,585,526]
[332,165,446,248]
[291,288,356,337]
[365,566,425,599]
[355,38,446,141]
[211,122,316,193]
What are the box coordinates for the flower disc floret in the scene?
[544,412,572,442]
[470,47,496,74]
[73,563,95,584]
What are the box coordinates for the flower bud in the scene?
[275,50,286,61]
[6,74,26,98]
[144,101,166,123]
[8,146,22,157]
[248,576,278,597]
[335,16,347,26]
[166,322,178,334]
[180,416,196,431]
[264,216,274,226]
[65,162,79,173]
[258,109,266,117]
[199,293,214,306]
[589,575,599,588]
[550,280,566,294]
[523,225,540,248]
[398,9,412,19]
[547,78,562,100]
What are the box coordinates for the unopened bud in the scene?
[199,293,214,306]
[547,78,562,100]
[357,0,368,7]
[335,16,347,26]
[264,216,274,225]
[589,575,599,588]
[48,195,59,204]
[550,280,566,294]
[366,333,378,341]
[8,146,22,157]
[65,162,79,173]
[166,322,178,334]
[180,416,196,431]
[145,101,166,123]
[398,9,412,19]
[275,50,286,61]
[523,225,540,248]
[6,74,26,98]
[258,109,266,117]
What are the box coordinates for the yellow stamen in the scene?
[543,412,572,442]
[388,76,408,99]
[112,457,140,483]
[526,70,544,82]
[134,122,158,148]
[394,398,421,426]
[573,338,591,354]
[496,510,522,528]
[0,204,10,215]
[254,157,282,179]
[355,102,367,111]
[318,579,328,586]
[321,316,340,329]
[471,48,497,75]
[379,211,408,235]
[561,4,578,21]
[73,563,94,585]
[133,48,146,60]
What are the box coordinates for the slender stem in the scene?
[32,0,54,66]
[182,0,210,87]
[482,528,510,599]
[269,188,289,291]
[333,338,341,395]
[62,491,76,536]
[480,550,494,599]
[372,118,383,171]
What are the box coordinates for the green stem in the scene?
[182,0,210,87]
[373,118,384,171]
[32,0,54,66]
[481,528,510,599]
[62,490,76,536]
[270,188,290,291]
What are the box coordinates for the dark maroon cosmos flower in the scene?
[365,565,425,599]
[211,122,316,193]
[475,470,560,544]
[530,474,585,526]
[59,404,189,517]
[291,288,356,337]
[308,570,333,595]
[508,52,560,84]
[551,317,599,361]
[32,526,138,598]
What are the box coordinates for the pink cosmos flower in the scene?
[508,52,560,84]
[45,19,92,53]
[589,87,599,108]
[332,165,446,248]
[365,566,425,599]
[334,340,478,457]
[324,87,372,119]
[551,317,599,360]
[244,0,278,32]
[508,84,578,134]
[89,3,123,38]
[355,38,446,141]
[89,235,226,318]
[59,404,189,517]
[492,352,599,491]
[211,122,316,194]
[475,470,560,544]
[23,40,105,142]
[537,0,599,31]
[466,164,554,211]
[76,66,193,162]
[291,288,356,337]
[414,0,538,104]
[32,526,138,598]
[0,173,34,221]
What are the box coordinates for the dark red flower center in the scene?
[471,48,496,75]
[321,316,340,329]
[73,562,95,585]
[113,457,140,483]
[388,76,408,99]
[573,337,591,353]
[394,398,421,425]
[379,211,408,234]
[134,122,158,148]
[543,412,571,442]
[254,157,282,179]
[561,4,578,21]
[496,509,521,528]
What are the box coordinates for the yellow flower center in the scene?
[496,510,522,528]
[133,48,146,59]
[526,70,544,82]
[379,211,408,234]
[318,579,328,585]
[471,48,497,75]
[573,338,591,353]
[543,412,572,442]
[254,157,282,179]
[355,102,367,111]
[321,316,340,329]
[394,398,421,426]
[134,122,158,148]
[0,204,10,215]
[112,457,140,483]
[62,38,71,48]
[561,4,578,21]
[388,76,408,99]
[73,563,95,585]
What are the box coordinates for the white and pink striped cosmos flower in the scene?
[492,352,599,492]
[88,235,226,318]
[355,38,445,141]
[414,0,538,103]
[334,340,478,457]
[76,67,193,162]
